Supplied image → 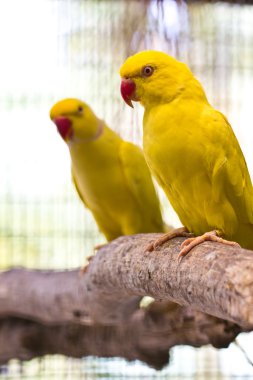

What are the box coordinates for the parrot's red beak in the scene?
[53,116,73,141]
[120,78,138,108]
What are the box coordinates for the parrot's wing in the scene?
[71,169,89,208]
[210,111,253,224]
[119,141,163,222]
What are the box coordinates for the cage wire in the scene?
[0,0,253,378]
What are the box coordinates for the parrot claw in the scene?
[180,237,196,248]
[177,230,241,260]
[79,254,95,275]
[145,227,194,252]
[80,243,108,275]
[94,243,107,251]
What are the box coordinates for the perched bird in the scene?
[50,98,165,242]
[120,50,253,256]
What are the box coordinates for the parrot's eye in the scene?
[77,106,83,114]
[142,65,154,77]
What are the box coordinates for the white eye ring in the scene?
[142,65,154,77]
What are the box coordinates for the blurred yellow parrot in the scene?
[50,98,166,242]
[120,50,253,256]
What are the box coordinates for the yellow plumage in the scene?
[120,51,253,250]
[50,98,165,241]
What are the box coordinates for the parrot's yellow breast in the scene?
[70,126,164,240]
[71,136,134,219]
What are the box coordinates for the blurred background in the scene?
[0,0,253,378]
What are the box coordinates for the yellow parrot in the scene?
[120,50,253,256]
[50,98,165,242]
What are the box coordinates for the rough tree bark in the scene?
[0,234,252,367]
[1,234,253,327]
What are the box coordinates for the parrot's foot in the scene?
[145,227,195,252]
[80,254,95,275]
[94,243,107,251]
[178,230,240,259]
[80,243,107,275]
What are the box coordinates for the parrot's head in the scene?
[120,50,195,109]
[50,98,103,144]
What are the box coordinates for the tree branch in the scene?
[0,302,241,369]
[0,234,253,328]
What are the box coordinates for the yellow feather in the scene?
[120,51,253,249]
[50,98,165,241]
